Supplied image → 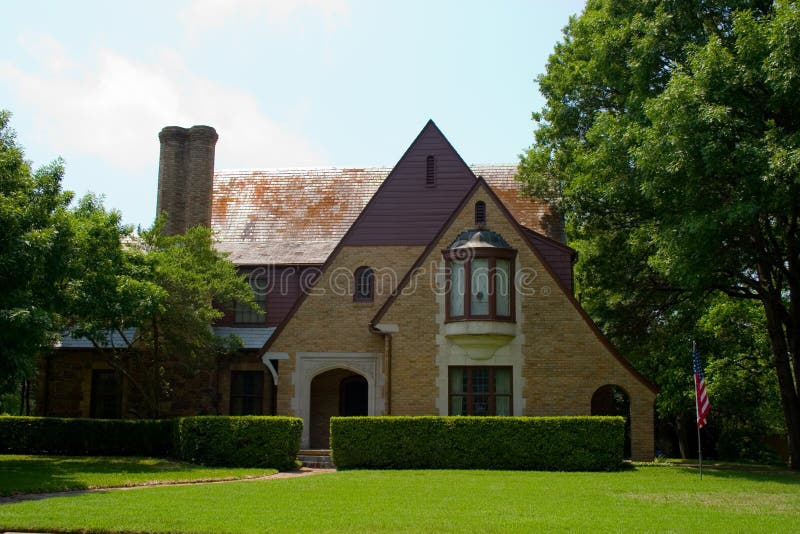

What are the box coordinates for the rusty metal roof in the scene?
[212,165,562,265]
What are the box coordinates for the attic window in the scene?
[426,155,436,186]
[475,201,486,226]
[354,266,374,302]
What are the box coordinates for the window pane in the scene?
[495,396,511,416]
[450,261,465,316]
[230,371,264,415]
[471,395,489,416]
[235,279,267,323]
[450,396,466,415]
[495,259,511,317]
[449,368,466,393]
[495,367,511,394]
[472,367,489,393]
[470,258,489,315]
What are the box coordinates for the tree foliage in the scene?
[63,212,258,417]
[0,111,73,403]
[520,0,799,466]
[0,111,258,415]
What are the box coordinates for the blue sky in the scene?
[1,0,585,227]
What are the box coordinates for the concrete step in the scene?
[297,449,335,469]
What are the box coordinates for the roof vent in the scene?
[475,201,486,227]
[426,155,436,186]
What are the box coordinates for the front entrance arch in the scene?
[292,352,383,448]
[591,384,632,459]
[309,369,368,448]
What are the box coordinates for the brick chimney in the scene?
[156,125,218,235]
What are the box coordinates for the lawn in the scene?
[0,465,798,533]
[0,455,276,495]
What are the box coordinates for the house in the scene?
[38,121,657,460]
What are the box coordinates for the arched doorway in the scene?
[591,385,632,459]
[309,369,368,449]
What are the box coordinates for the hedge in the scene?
[0,415,303,470]
[174,416,302,470]
[0,416,173,457]
[330,416,625,471]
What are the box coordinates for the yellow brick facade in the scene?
[379,185,656,460]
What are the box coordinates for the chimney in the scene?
[156,125,218,235]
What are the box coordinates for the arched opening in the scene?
[591,385,632,459]
[309,369,369,449]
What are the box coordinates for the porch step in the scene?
[297,449,335,469]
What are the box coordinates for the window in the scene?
[354,266,374,302]
[446,250,515,321]
[426,155,436,186]
[449,366,512,416]
[475,201,486,226]
[230,371,264,415]
[90,370,121,419]
[235,273,267,324]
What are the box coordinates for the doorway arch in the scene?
[309,369,368,449]
[591,384,632,459]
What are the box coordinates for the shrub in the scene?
[0,416,172,456]
[331,416,625,471]
[174,416,302,470]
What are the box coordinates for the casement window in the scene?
[234,274,267,324]
[449,366,512,416]
[90,370,121,419]
[230,371,264,415]
[354,266,374,302]
[445,250,515,321]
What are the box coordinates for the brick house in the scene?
[38,121,657,460]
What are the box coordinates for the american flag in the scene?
[693,342,710,429]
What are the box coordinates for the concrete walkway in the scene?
[0,466,336,505]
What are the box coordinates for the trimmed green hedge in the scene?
[330,416,625,471]
[0,416,173,457]
[0,415,303,470]
[174,416,302,470]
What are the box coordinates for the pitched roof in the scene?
[212,164,563,265]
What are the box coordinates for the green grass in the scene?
[1,466,798,533]
[0,455,276,495]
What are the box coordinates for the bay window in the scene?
[445,249,516,322]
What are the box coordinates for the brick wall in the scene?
[38,350,270,418]
[381,185,657,461]
[269,245,423,416]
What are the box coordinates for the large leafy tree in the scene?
[0,111,73,408]
[519,1,800,467]
[64,208,258,417]
[0,111,258,416]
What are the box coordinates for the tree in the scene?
[64,208,258,417]
[0,111,73,411]
[519,1,800,467]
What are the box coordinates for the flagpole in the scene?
[693,340,703,480]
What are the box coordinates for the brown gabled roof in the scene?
[212,165,563,265]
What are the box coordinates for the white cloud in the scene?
[0,35,324,171]
[179,0,350,35]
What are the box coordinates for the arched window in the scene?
[354,266,374,302]
[426,155,436,186]
[475,201,486,226]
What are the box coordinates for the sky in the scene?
[1,0,586,227]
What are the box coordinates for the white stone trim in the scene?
[292,351,384,448]
[260,355,279,386]
[435,256,527,416]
